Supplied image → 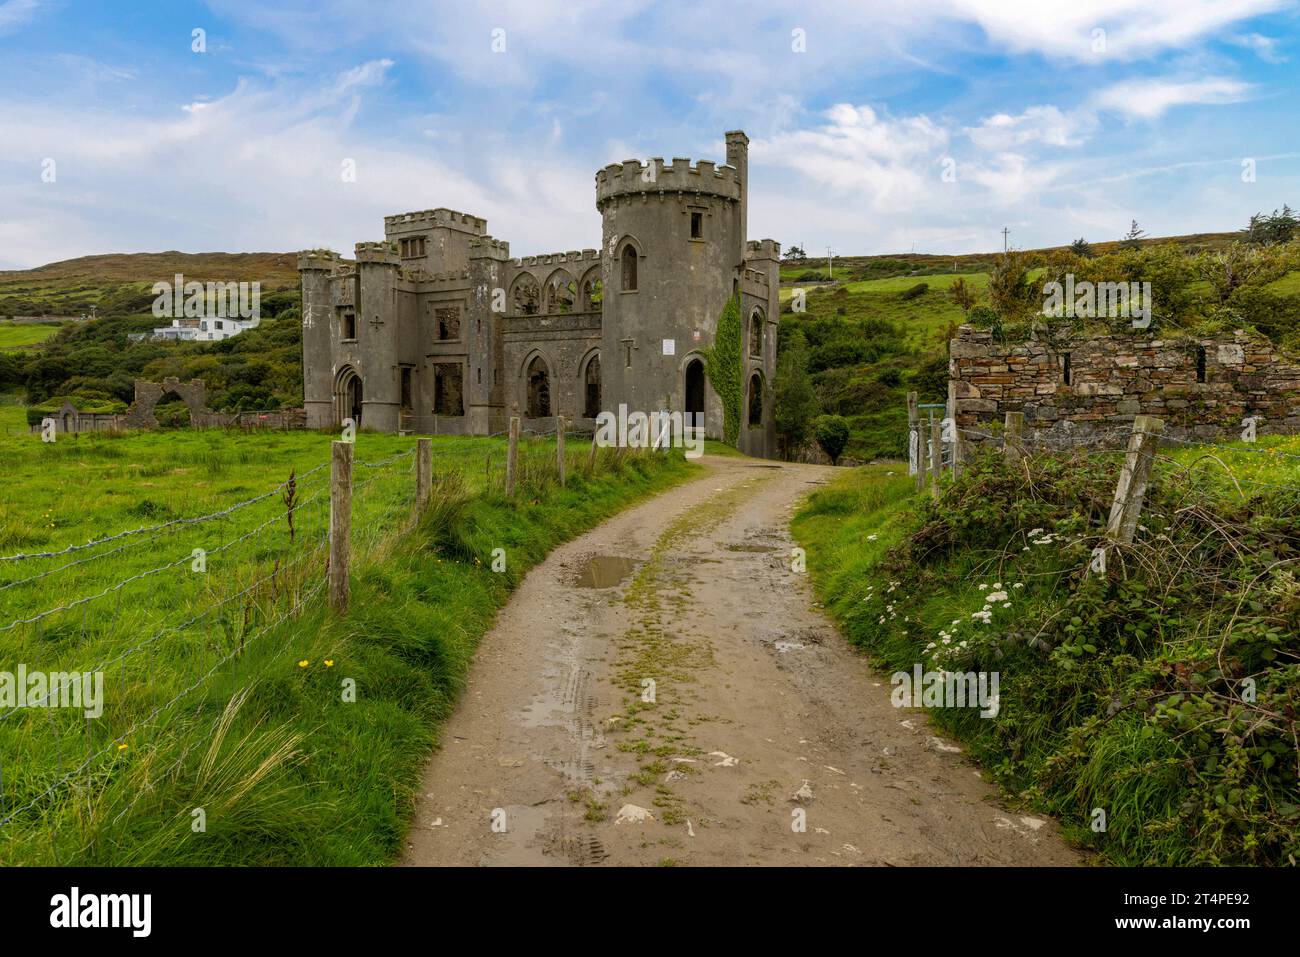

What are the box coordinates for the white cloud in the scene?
[1093,77,1254,119]
[965,106,1096,151]
[754,104,950,213]
[0,62,596,269]
[949,0,1289,61]
[1231,32,1286,62]
[0,0,43,35]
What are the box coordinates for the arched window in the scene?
[583,276,603,311]
[511,275,540,316]
[583,354,602,419]
[526,356,551,418]
[749,308,764,357]
[621,245,638,292]
[545,272,577,314]
[747,372,763,426]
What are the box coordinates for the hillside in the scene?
[0,252,300,319]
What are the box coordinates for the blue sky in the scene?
[1,0,1298,269]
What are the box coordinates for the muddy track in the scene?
[400,455,1082,866]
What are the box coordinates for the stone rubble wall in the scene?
[949,325,1300,446]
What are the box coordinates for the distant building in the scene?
[150,316,248,342]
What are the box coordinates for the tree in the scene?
[1121,219,1147,249]
[812,414,850,465]
[785,244,807,261]
[1069,237,1093,258]
[947,276,976,317]
[773,328,819,459]
[986,252,1036,323]
[1196,241,1292,304]
[1244,205,1299,246]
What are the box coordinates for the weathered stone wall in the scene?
[949,325,1300,445]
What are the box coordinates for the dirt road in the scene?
[401,455,1081,866]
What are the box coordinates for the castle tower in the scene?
[384,208,487,273]
[352,241,402,431]
[595,141,746,440]
[300,251,340,429]
[468,236,512,435]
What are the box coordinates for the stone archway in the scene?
[684,357,706,429]
[334,366,363,427]
[123,377,212,429]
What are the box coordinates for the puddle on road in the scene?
[574,555,638,589]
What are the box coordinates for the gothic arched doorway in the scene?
[335,366,363,426]
[684,358,705,431]
[526,355,551,418]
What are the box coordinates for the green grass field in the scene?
[0,321,64,351]
[0,412,695,864]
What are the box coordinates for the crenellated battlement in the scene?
[510,248,602,269]
[354,241,400,266]
[469,236,511,258]
[742,267,769,287]
[595,156,741,209]
[745,239,781,261]
[383,207,487,234]
[298,250,342,272]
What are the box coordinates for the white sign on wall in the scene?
[662,339,675,356]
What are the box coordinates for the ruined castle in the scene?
[298,130,778,457]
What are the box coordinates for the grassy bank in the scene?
[0,417,694,864]
[794,447,1300,866]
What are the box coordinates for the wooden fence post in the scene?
[909,390,920,481]
[329,440,352,614]
[1004,411,1025,463]
[929,415,941,500]
[909,392,924,493]
[556,416,567,487]
[505,416,520,498]
[415,437,431,512]
[1106,415,1164,544]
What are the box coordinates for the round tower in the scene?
[596,144,745,438]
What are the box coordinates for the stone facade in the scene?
[949,325,1300,445]
[299,130,779,457]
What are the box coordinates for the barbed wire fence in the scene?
[0,415,660,843]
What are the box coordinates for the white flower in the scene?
[978,584,989,591]
[987,591,1009,603]
[867,534,878,541]
[1002,602,1011,608]
[1013,583,1024,589]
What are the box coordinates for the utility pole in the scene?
[1001,227,1010,253]
[826,246,834,279]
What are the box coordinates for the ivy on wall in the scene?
[704,293,743,446]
